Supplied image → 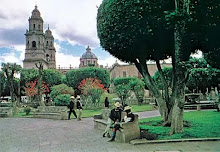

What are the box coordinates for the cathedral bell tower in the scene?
[23,5,56,69]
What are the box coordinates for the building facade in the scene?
[110,62,172,79]
[23,6,56,69]
[79,46,98,68]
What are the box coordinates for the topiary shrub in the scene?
[54,94,71,106]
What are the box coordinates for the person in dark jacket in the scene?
[76,95,83,121]
[108,106,134,142]
[104,97,109,108]
[68,96,77,120]
[102,102,122,138]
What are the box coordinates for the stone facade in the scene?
[110,63,172,79]
[23,6,56,69]
[79,46,98,68]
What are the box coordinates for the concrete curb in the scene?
[130,137,220,145]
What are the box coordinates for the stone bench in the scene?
[0,107,13,118]
[94,109,140,143]
[34,106,68,120]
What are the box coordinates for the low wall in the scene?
[34,106,68,120]
[0,107,13,117]
[94,109,140,143]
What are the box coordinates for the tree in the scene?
[24,80,50,103]
[0,71,7,101]
[66,67,110,91]
[153,67,173,90]
[42,69,62,87]
[129,78,145,104]
[1,63,21,108]
[20,69,38,86]
[97,0,220,134]
[35,62,45,106]
[78,78,106,107]
[113,77,145,104]
[113,77,138,86]
[50,84,74,100]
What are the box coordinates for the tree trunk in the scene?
[135,59,169,121]
[170,97,184,134]
[170,18,187,134]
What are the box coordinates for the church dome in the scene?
[81,46,97,59]
[45,26,52,36]
[31,5,42,19]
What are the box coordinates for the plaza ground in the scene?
[0,110,219,152]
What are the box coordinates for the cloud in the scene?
[0,28,25,46]
[0,0,122,68]
[56,52,80,69]
[98,56,127,67]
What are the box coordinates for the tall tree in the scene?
[0,71,7,102]
[97,0,220,134]
[35,62,45,106]
[1,63,21,107]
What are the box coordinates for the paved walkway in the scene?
[0,110,219,152]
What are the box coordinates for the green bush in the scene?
[54,94,71,106]
[66,67,110,89]
[50,84,74,99]
[23,107,31,115]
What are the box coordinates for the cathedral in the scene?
[23,6,56,69]
[79,46,98,68]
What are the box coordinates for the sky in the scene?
[0,0,202,69]
[0,0,125,69]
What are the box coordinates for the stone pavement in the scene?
[0,110,219,152]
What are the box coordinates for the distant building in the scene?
[110,62,172,79]
[23,6,56,69]
[79,46,98,68]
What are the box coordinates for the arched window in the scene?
[38,24,40,30]
[33,24,35,29]
[50,41,52,47]
[46,54,50,61]
[46,41,48,46]
[32,41,36,48]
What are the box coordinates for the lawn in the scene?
[139,110,220,140]
[13,104,153,118]
[13,111,34,118]
[71,104,153,118]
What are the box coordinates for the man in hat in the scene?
[68,96,77,120]
[108,105,135,142]
[123,106,134,123]
[76,95,83,121]
[102,102,122,138]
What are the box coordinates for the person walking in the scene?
[68,96,77,120]
[76,95,83,121]
[102,102,122,138]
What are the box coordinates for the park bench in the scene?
[34,106,68,120]
[93,109,140,143]
[184,101,216,110]
[0,107,13,117]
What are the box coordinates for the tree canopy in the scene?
[97,0,220,134]
[42,69,62,87]
[66,67,110,90]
